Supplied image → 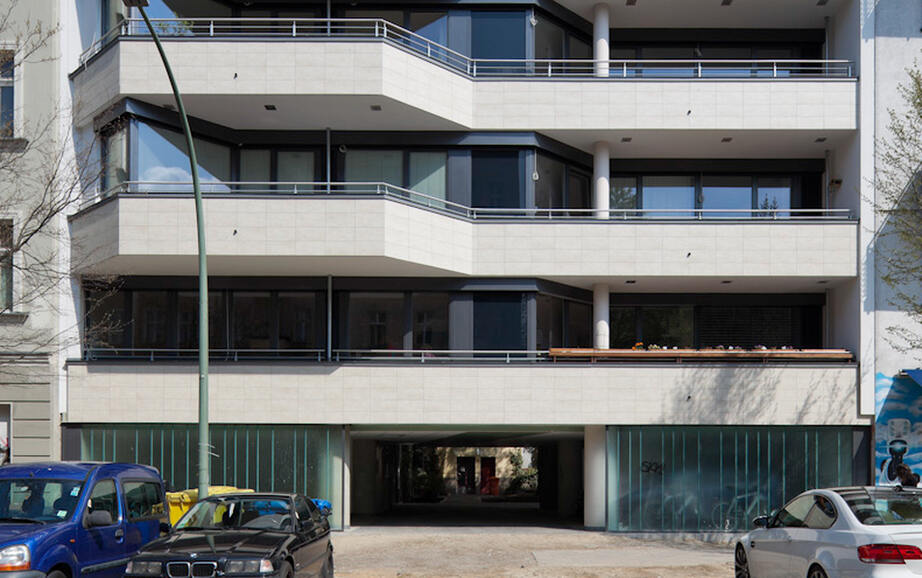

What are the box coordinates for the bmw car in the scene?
[735,486,922,577]
[126,492,333,578]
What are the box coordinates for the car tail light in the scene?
[858,544,922,564]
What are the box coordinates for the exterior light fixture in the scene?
[625,280,637,284]
[818,280,829,284]
[370,105,382,111]
[626,0,637,5]
[264,104,277,111]
[721,0,732,5]
[621,137,633,143]
[721,280,733,284]
[815,137,827,143]
[721,137,733,143]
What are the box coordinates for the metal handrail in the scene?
[84,180,855,221]
[84,348,326,362]
[78,17,856,79]
[82,347,547,363]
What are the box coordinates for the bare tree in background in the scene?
[875,62,922,358]
[0,1,115,368]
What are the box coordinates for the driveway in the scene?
[333,525,734,577]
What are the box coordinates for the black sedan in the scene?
[126,492,333,578]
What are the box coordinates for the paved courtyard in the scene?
[333,525,734,577]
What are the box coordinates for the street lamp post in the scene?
[122,0,210,498]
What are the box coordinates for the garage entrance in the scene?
[350,427,584,527]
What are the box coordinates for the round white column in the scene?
[593,283,610,349]
[593,141,610,220]
[593,3,610,78]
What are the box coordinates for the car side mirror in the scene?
[86,510,113,528]
[319,506,332,518]
[752,515,770,528]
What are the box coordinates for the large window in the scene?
[610,173,812,217]
[136,122,231,190]
[641,176,695,218]
[412,293,449,350]
[610,302,822,349]
[408,152,447,204]
[342,292,404,351]
[0,51,12,138]
[472,151,523,208]
[0,221,11,312]
[473,293,525,350]
[87,289,320,356]
[607,426,868,532]
[344,150,403,189]
[701,176,752,218]
[471,11,526,61]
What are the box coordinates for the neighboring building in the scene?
[44,0,917,532]
[0,0,64,462]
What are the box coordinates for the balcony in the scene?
[64,359,862,426]
[71,18,858,141]
[69,181,858,285]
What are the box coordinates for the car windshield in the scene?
[175,497,293,531]
[0,479,83,524]
[837,488,922,525]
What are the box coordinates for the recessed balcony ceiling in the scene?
[569,0,846,27]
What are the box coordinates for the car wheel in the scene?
[320,546,334,577]
[47,570,67,578]
[278,561,293,578]
[734,544,750,578]
[807,564,828,578]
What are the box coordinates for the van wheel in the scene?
[47,570,67,578]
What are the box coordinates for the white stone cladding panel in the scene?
[71,197,858,278]
[73,41,856,131]
[65,362,865,426]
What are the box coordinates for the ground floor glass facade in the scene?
[71,424,345,529]
[606,425,869,532]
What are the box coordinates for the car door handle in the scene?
[114,528,125,540]
[751,541,756,549]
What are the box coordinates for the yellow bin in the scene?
[166,486,254,525]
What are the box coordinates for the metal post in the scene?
[133,3,210,499]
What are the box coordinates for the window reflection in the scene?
[344,292,404,351]
[641,176,695,218]
[757,177,792,218]
[412,293,449,350]
[611,177,638,214]
[701,176,752,218]
[535,153,565,210]
[178,292,227,350]
[132,291,170,349]
[279,293,318,350]
[136,122,230,191]
[233,292,272,351]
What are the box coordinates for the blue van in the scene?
[0,462,166,578]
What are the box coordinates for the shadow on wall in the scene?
[665,363,856,425]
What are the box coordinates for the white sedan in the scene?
[735,486,922,577]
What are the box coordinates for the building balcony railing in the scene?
[85,181,854,222]
[77,17,855,80]
[81,347,855,364]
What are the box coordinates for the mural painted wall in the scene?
[875,371,922,485]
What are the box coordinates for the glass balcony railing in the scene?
[77,17,855,80]
[84,180,855,221]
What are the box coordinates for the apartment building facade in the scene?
[36,0,917,532]
[0,0,67,463]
